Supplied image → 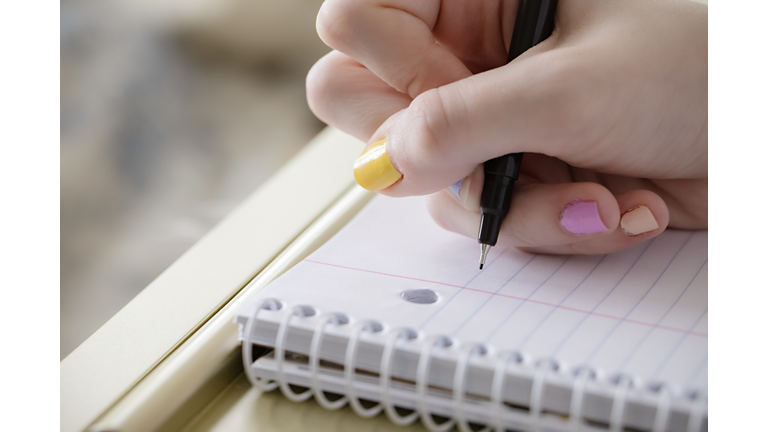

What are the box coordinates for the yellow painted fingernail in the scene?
[353,139,403,191]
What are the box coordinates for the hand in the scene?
[306,0,707,254]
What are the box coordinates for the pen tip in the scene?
[479,243,490,270]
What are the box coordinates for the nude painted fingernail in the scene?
[353,139,403,191]
[620,205,659,235]
[560,201,609,235]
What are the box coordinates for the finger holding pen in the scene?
[340,53,676,253]
[428,175,669,255]
[307,0,707,254]
[316,0,475,98]
[310,0,521,141]
[307,50,412,142]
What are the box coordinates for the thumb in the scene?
[353,49,579,196]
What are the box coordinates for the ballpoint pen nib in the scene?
[479,244,491,270]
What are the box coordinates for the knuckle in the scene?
[395,50,438,98]
[305,53,339,120]
[316,0,359,50]
[399,89,451,173]
[390,64,422,98]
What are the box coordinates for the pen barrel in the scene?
[476,0,556,248]
[508,0,559,62]
[478,154,522,246]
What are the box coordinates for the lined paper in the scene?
[259,195,708,392]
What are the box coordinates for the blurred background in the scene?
[61,0,331,359]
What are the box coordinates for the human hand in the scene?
[306,0,707,254]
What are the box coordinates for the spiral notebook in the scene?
[235,195,708,432]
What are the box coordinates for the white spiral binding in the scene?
[344,320,385,417]
[491,350,525,432]
[609,373,635,432]
[686,389,707,432]
[241,298,282,391]
[569,366,597,432]
[453,343,491,432]
[243,300,709,432]
[380,327,420,426]
[416,334,456,432]
[309,312,350,410]
[530,358,559,432]
[275,304,316,402]
[647,381,676,432]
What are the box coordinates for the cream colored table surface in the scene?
[184,373,429,432]
[62,127,431,432]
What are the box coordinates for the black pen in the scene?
[478,0,558,269]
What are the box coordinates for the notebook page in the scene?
[255,194,707,392]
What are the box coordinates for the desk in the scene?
[61,127,426,431]
[61,2,709,425]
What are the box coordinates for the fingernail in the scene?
[560,201,609,235]
[353,139,403,191]
[448,179,463,200]
[620,205,659,235]
[447,174,473,204]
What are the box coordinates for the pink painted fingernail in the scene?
[560,201,609,235]
[620,205,659,235]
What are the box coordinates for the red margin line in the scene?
[303,260,708,338]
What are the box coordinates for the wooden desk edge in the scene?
[94,184,374,431]
[61,127,368,432]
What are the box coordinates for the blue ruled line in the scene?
[450,254,537,337]
[417,247,510,331]
[516,254,607,350]
[615,259,708,371]
[483,256,572,343]
[685,355,708,388]
[582,232,695,364]
[650,307,708,380]
[548,238,657,357]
